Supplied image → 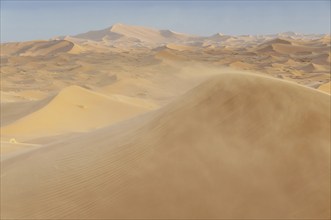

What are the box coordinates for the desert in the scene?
[1,21,330,219]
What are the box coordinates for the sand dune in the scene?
[209,33,233,41]
[1,40,76,56]
[1,41,40,56]
[298,63,329,72]
[1,85,152,139]
[312,53,330,65]
[0,91,27,103]
[229,61,257,70]
[253,37,328,55]
[255,44,277,53]
[67,43,86,54]
[272,44,323,54]
[320,35,331,44]
[254,38,292,52]
[262,38,292,45]
[283,58,304,66]
[1,73,329,219]
[1,96,52,126]
[165,43,197,51]
[155,48,189,61]
[73,23,197,45]
[318,81,331,93]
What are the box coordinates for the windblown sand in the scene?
[1,24,330,219]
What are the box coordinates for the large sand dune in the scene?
[1,73,329,219]
[73,23,197,45]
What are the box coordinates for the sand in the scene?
[1,40,75,57]
[1,23,330,219]
[1,73,330,219]
[319,81,331,93]
[1,85,152,140]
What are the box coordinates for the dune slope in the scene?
[1,40,75,56]
[1,73,330,219]
[1,85,151,139]
[0,97,53,126]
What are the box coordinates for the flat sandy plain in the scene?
[1,24,330,219]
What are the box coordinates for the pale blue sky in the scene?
[1,0,330,42]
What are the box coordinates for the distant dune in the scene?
[73,23,198,45]
[272,44,321,54]
[1,73,329,219]
[1,40,76,56]
[165,43,197,51]
[229,61,257,70]
[154,48,189,61]
[261,38,293,45]
[320,35,331,44]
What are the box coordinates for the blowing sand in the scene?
[1,23,330,219]
[1,73,330,219]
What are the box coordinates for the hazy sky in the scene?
[1,0,330,42]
